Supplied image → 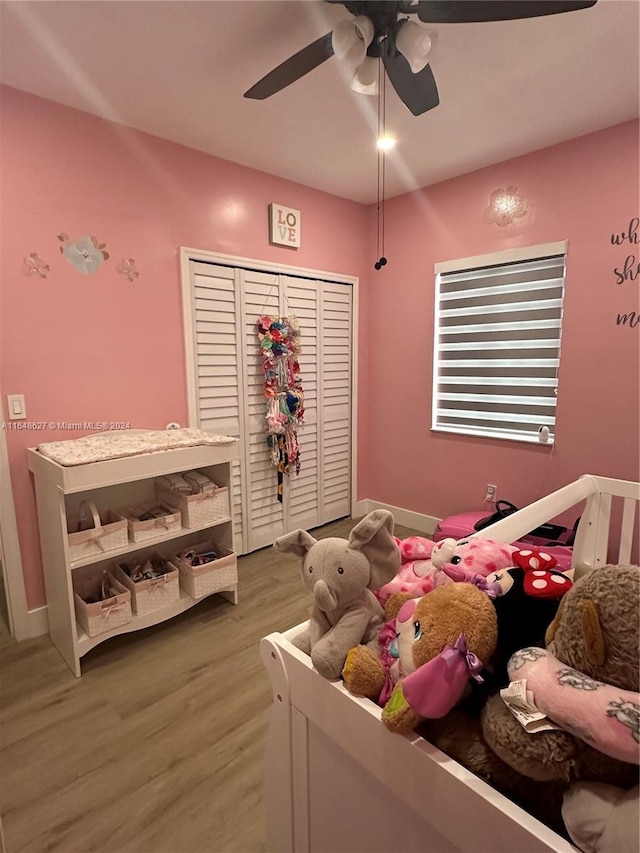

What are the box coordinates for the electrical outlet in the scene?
[485,483,497,502]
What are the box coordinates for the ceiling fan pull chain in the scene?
[375,57,382,268]
[375,69,388,271]
[381,72,387,265]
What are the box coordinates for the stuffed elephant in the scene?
[274,509,401,679]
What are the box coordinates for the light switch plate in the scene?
[7,394,26,420]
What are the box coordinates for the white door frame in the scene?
[0,425,47,640]
[179,247,360,521]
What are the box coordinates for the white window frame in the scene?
[432,241,567,445]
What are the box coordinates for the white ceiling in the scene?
[0,0,638,204]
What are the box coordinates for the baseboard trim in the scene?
[19,606,49,641]
[353,500,440,536]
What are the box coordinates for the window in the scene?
[432,241,567,444]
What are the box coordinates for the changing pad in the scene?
[37,428,236,467]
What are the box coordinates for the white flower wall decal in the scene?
[483,186,528,227]
[58,232,110,275]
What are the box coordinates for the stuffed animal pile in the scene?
[481,563,639,787]
[421,562,639,851]
[275,509,639,852]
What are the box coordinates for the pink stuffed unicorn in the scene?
[374,535,515,605]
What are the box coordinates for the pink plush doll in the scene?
[374,535,438,605]
[431,536,516,580]
[375,535,516,606]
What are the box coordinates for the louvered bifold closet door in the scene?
[240,269,286,552]
[282,277,320,532]
[191,262,244,547]
[434,254,565,443]
[319,282,352,523]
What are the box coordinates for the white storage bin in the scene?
[114,555,180,615]
[67,500,128,562]
[116,503,182,543]
[74,572,132,637]
[156,482,230,529]
[172,540,237,599]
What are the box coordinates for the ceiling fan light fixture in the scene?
[395,20,433,74]
[376,135,396,151]
[350,56,379,95]
[331,16,374,68]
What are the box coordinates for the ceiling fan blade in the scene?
[417,1,597,24]
[244,32,334,100]
[381,41,440,116]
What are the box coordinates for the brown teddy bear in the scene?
[343,582,498,734]
[481,564,639,788]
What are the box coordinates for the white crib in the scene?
[260,474,640,853]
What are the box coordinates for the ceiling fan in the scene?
[244,0,598,116]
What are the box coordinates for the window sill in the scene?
[430,426,555,446]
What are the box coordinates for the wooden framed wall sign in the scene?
[269,204,301,248]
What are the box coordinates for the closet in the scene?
[184,257,355,554]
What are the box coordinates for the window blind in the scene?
[432,252,566,444]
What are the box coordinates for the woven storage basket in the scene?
[156,483,230,529]
[113,557,180,616]
[74,572,132,637]
[116,503,182,543]
[172,541,237,600]
[67,500,128,562]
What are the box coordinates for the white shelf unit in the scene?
[27,441,239,677]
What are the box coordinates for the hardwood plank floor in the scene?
[0,518,421,853]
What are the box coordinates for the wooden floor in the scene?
[0,518,420,853]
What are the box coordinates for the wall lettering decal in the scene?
[611,217,639,329]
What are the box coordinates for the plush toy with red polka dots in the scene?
[513,548,574,599]
[480,549,573,687]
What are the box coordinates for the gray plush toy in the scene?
[274,509,400,680]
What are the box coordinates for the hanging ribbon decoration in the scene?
[257,315,305,502]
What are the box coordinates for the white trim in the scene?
[179,249,199,428]
[350,275,359,521]
[434,240,567,274]
[0,425,48,640]
[23,605,49,639]
[353,499,440,537]
[179,246,359,536]
[180,247,359,286]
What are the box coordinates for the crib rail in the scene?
[473,474,640,571]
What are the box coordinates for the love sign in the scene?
[269,204,301,248]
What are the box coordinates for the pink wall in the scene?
[0,86,369,610]
[1,85,638,614]
[358,120,640,523]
